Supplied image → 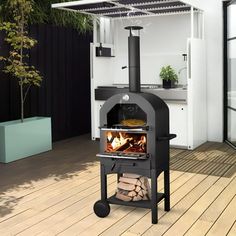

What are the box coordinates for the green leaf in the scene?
[159,65,178,82]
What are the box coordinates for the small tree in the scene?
[0,0,42,122]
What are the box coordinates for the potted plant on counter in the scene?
[0,0,52,163]
[159,65,178,89]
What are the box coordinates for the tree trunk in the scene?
[20,9,24,123]
[20,80,24,122]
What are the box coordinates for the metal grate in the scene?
[52,0,200,19]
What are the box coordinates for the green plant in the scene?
[0,0,43,122]
[159,65,178,82]
[0,0,93,32]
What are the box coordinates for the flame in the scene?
[106,132,146,153]
[107,132,112,142]
[137,136,146,145]
[137,135,146,151]
[111,132,127,149]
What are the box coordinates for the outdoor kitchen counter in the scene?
[95,86,187,103]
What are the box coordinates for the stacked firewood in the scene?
[115,173,151,201]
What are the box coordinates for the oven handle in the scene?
[157,134,177,141]
[99,128,146,132]
[96,154,146,160]
[99,125,150,131]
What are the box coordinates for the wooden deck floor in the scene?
[0,134,236,236]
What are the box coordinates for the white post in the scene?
[197,12,200,38]
[191,6,194,38]
[202,11,205,40]
[93,18,98,43]
[100,17,105,43]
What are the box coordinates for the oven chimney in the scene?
[125,26,143,93]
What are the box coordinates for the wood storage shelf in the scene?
[107,192,165,209]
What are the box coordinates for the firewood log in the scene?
[119,177,138,185]
[123,173,141,179]
[117,189,129,196]
[135,185,141,192]
[141,182,146,190]
[138,190,144,197]
[115,140,131,151]
[133,195,142,201]
[140,176,145,184]
[116,192,132,201]
[118,182,135,191]
[136,180,142,186]
[142,189,148,196]
[128,191,137,197]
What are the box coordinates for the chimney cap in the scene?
[125,26,143,31]
[125,26,143,37]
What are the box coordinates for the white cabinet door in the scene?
[167,103,188,148]
[187,38,207,149]
[92,101,104,140]
[228,4,236,39]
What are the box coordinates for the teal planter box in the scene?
[0,117,52,163]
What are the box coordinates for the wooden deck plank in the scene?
[0,176,116,235]
[35,187,119,236]
[205,195,236,236]
[121,173,207,236]
[162,176,232,236]
[100,172,193,236]
[36,172,178,236]
[184,176,236,236]
[9,173,168,236]
[0,164,99,200]
[227,221,236,236]
[0,165,101,223]
[78,171,185,236]
[0,165,100,216]
[16,185,120,236]
[0,173,107,233]
[142,175,219,236]
[0,138,235,236]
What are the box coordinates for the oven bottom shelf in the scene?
[107,193,165,209]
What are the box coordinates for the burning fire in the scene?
[107,132,113,142]
[111,132,133,150]
[106,132,147,153]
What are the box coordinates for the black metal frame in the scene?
[94,92,175,224]
[223,0,236,148]
[99,160,170,224]
[223,1,228,141]
[94,24,175,224]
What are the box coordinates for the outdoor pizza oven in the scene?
[98,92,171,167]
[94,26,176,224]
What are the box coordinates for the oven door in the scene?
[98,129,150,160]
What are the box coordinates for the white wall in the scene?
[112,15,190,85]
[183,0,224,142]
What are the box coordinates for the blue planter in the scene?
[0,117,52,163]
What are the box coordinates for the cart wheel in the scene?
[93,200,110,218]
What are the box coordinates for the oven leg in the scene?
[164,169,170,211]
[151,169,158,224]
[117,173,122,182]
[101,164,107,200]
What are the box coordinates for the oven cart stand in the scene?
[94,134,175,224]
[94,165,169,224]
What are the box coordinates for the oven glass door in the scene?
[105,131,147,154]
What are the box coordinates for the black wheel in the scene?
[93,200,110,218]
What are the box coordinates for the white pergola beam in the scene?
[52,0,113,9]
